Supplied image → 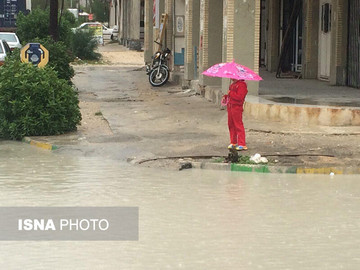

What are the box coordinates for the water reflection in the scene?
[0,142,359,269]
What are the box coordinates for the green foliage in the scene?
[90,0,109,22]
[16,9,74,47]
[33,37,75,81]
[31,0,47,9]
[0,57,81,140]
[212,157,225,163]
[17,9,101,61]
[16,9,49,43]
[61,10,77,28]
[32,0,79,11]
[237,156,256,164]
[71,29,101,60]
[58,17,74,47]
[15,8,75,81]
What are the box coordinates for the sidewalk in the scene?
[27,43,360,172]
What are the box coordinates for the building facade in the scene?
[145,0,261,94]
[265,0,359,88]
[111,0,145,50]
[142,0,359,97]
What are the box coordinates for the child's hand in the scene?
[221,95,229,106]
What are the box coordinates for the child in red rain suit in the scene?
[224,79,248,151]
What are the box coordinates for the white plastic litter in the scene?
[250,153,268,164]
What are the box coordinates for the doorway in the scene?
[276,0,303,77]
[260,0,267,67]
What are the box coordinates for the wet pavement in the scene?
[259,70,360,104]
[23,43,360,169]
[265,96,360,108]
[1,141,360,269]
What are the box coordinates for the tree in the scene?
[90,0,109,22]
[49,0,59,40]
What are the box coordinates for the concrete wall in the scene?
[330,0,348,86]
[265,0,349,87]
[129,0,141,40]
[302,0,319,79]
[119,0,142,50]
[244,96,360,126]
[152,0,166,53]
[109,0,116,27]
[184,0,200,81]
[221,0,260,95]
[144,0,154,63]
[174,0,186,55]
[119,0,126,43]
[266,0,280,73]
[302,0,347,85]
[165,0,173,54]
[198,0,223,87]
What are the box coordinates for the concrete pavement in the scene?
[26,43,360,172]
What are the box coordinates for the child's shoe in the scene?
[235,145,248,151]
[227,144,236,150]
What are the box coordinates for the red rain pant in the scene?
[227,103,246,146]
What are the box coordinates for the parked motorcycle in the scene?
[146,42,171,87]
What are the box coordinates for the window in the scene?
[3,41,11,54]
[0,34,17,42]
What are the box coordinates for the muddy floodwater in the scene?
[0,141,359,269]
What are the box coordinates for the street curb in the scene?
[191,161,360,175]
[22,137,59,151]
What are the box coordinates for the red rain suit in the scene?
[227,80,248,146]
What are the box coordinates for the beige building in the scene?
[265,0,358,88]
[110,0,145,50]
[143,0,360,99]
[144,0,260,96]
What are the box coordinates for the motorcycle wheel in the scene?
[149,66,169,87]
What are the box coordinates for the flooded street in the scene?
[0,141,360,269]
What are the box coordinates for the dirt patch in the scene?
[78,101,113,137]
[100,51,144,66]
[95,42,145,66]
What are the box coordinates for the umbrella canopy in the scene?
[202,60,262,81]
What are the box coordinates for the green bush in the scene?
[12,37,75,82]
[71,29,101,60]
[90,0,109,22]
[61,10,77,28]
[17,9,101,61]
[16,9,74,47]
[33,37,75,81]
[16,9,48,43]
[0,57,81,140]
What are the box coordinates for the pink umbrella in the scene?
[202,59,262,81]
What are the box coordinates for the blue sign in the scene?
[20,43,49,67]
[0,0,27,27]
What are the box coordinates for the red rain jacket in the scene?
[228,80,248,105]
